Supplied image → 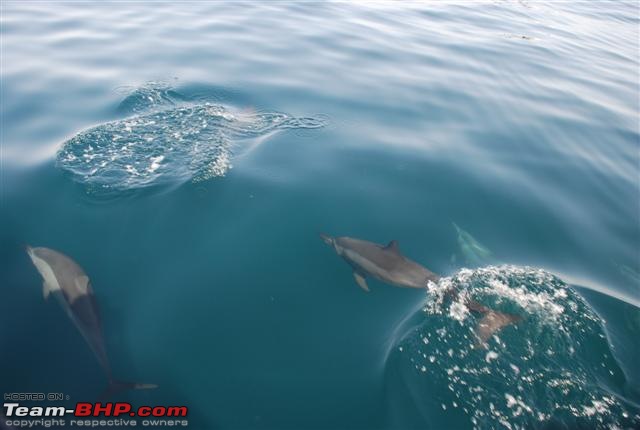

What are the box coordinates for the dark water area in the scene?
[1,2,639,429]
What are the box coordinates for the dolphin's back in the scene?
[32,247,92,303]
[336,237,438,287]
[27,246,158,396]
[29,247,108,371]
[31,247,101,328]
[337,238,403,269]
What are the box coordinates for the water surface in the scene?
[1,2,639,429]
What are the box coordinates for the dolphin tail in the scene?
[99,379,158,400]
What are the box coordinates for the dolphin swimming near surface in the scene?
[26,246,157,398]
[320,234,521,346]
[319,234,439,291]
[452,222,493,268]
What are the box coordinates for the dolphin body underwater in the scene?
[320,234,521,345]
[452,222,494,267]
[26,246,157,398]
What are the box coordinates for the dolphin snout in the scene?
[319,233,333,246]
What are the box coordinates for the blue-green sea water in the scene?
[1,2,639,429]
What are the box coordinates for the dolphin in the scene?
[320,234,521,346]
[319,234,439,291]
[452,222,493,267]
[26,246,157,398]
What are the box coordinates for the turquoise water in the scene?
[1,2,639,429]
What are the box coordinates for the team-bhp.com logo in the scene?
[78,403,187,418]
[3,402,188,428]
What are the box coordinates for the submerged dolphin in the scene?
[452,222,493,267]
[26,246,157,398]
[320,234,520,346]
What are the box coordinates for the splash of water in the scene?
[386,266,640,430]
[57,89,325,195]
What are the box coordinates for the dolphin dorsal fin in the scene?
[385,240,400,254]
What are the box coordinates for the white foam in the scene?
[485,351,498,363]
[148,155,164,172]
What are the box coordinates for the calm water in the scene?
[1,2,639,429]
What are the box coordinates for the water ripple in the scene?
[56,89,325,195]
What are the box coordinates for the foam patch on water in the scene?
[57,97,325,195]
[388,266,639,429]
